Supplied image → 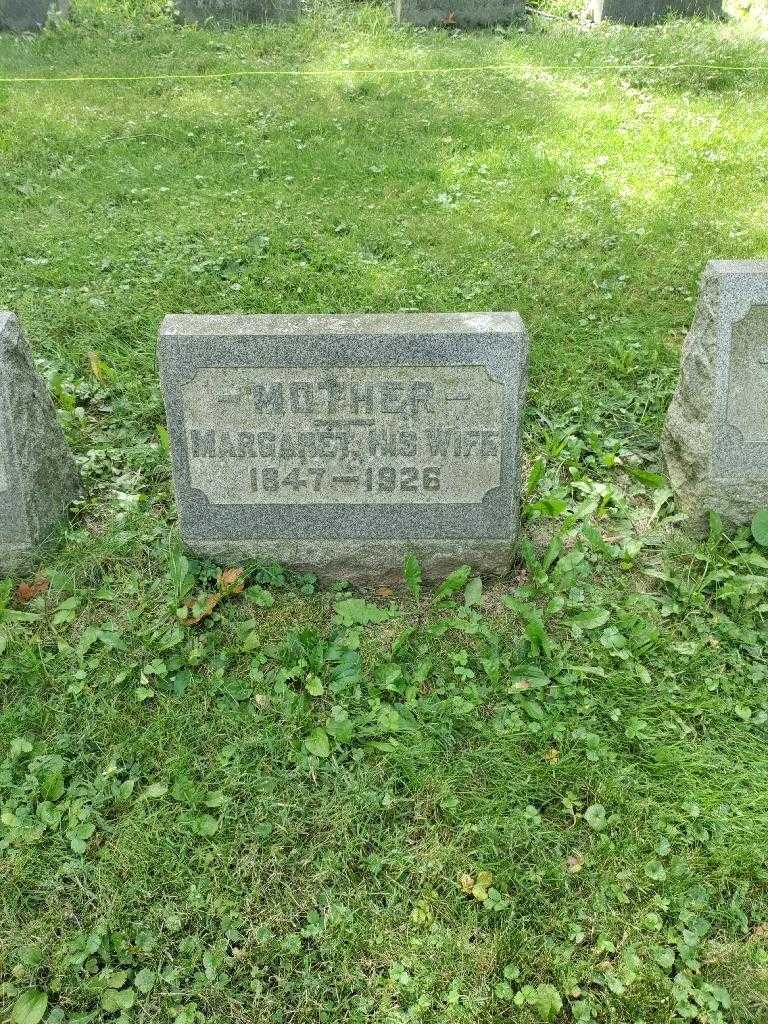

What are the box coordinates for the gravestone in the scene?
[585,0,721,23]
[393,0,525,27]
[0,313,81,575]
[662,261,768,532]
[0,0,68,31]
[159,312,528,583]
[174,0,299,24]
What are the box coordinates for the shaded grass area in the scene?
[2,6,768,1023]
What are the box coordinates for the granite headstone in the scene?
[0,0,69,31]
[174,0,298,24]
[585,0,721,23]
[0,313,81,574]
[159,312,528,583]
[662,261,768,532]
[393,0,525,27]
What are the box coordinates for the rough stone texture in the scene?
[585,0,721,22]
[661,261,768,533]
[0,0,69,31]
[393,0,525,27]
[159,312,528,584]
[174,0,298,24]
[0,313,81,575]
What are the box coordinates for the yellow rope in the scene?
[0,60,766,85]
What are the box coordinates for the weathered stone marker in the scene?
[0,0,69,32]
[662,261,768,532]
[174,0,298,24]
[0,313,81,574]
[393,0,525,27]
[159,313,528,583]
[585,0,721,24]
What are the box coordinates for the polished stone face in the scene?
[393,0,525,26]
[726,304,768,445]
[159,312,528,582]
[0,313,81,574]
[0,0,69,31]
[181,364,505,508]
[174,0,298,23]
[588,0,721,22]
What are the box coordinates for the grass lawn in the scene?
[2,4,768,1021]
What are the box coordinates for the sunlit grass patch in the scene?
[2,6,768,1023]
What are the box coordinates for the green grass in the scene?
[2,5,768,1022]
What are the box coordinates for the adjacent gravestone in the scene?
[174,0,298,24]
[585,0,721,24]
[393,0,525,27]
[662,261,768,532]
[159,312,528,583]
[0,0,69,31]
[0,313,81,575]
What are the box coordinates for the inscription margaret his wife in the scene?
[182,365,504,506]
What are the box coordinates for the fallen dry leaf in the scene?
[15,577,50,603]
[511,568,530,588]
[460,870,493,901]
[87,350,108,382]
[566,853,585,874]
[184,592,221,626]
[219,567,246,595]
[183,567,247,625]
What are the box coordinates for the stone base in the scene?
[175,0,299,24]
[184,538,515,586]
[586,0,722,23]
[0,0,69,32]
[393,0,526,27]
[0,542,37,578]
